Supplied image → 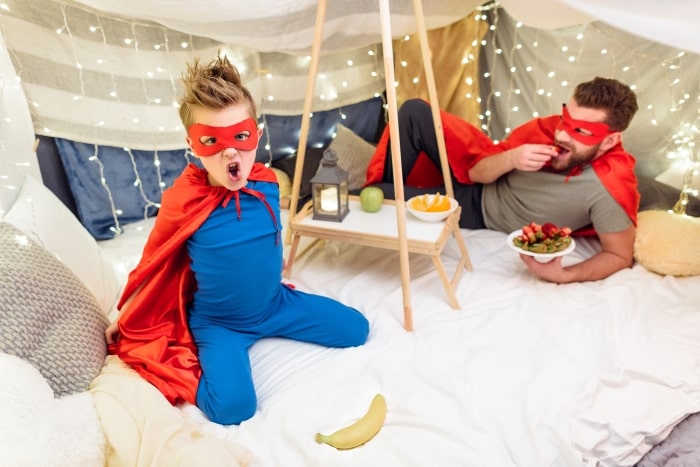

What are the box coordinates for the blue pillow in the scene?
[55,139,196,239]
[254,96,384,163]
[56,97,383,240]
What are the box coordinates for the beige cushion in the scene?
[634,210,700,276]
[328,123,376,191]
[271,167,292,199]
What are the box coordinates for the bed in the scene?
[1,2,700,465]
[96,200,700,467]
[2,83,700,467]
[2,164,700,467]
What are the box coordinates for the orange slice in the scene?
[410,194,429,211]
[411,193,451,212]
[426,194,451,212]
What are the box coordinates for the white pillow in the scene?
[3,175,121,313]
[0,352,105,466]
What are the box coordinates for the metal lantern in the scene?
[310,148,350,222]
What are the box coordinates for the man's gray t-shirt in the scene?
[481,167,632,234]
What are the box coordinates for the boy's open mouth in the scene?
[227,162,240,180]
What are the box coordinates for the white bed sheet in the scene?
[99,213,700,467]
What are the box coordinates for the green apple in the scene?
[360,186,384,213]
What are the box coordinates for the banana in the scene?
[315,393,387,450]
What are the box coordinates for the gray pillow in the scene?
[329,123,377,191]
[0,222,108,396]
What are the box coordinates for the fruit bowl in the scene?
[406,194,458,222]
[507,229,576,259]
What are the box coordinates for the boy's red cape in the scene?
[108,163,278,405]
[365,110,639,228]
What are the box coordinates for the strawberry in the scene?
[541,222,559,238]
[559,226,572,237]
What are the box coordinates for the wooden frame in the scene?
[284,0,471,330]
[285,197,472,310]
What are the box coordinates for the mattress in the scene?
[98,212,700,467]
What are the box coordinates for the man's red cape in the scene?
[108,163,278,405]
[365,111,639,230]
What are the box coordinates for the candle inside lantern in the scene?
[320,186,338,212]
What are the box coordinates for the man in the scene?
[365,77,639,284]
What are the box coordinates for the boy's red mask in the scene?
[558,104,615,145]
[187,118,259,156]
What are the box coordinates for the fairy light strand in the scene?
[59,3,86,97]
[94,11,119,102]
[124,146,160,210]
[1,0,697,238]
[88,143,122,235]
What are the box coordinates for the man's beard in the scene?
[549,142,600,172]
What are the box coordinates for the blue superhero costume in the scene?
[110,163,369,425]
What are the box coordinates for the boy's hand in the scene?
[105,320,121,345]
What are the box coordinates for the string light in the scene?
[59,3,85,97]
[2,1,697,237]
[672,149,699,215]
[89,144,122,236]
[390,4,698,201]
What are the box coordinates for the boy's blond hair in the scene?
[178,55,257,129]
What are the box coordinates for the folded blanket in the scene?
[89,355,251,467]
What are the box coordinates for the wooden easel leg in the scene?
[379,0,413,332]
[431,254,461,309]
[453,226,473,272]
[285,0,327,246]
[412,0,453,200]
[284,236,324,279]
[283,233,302,279]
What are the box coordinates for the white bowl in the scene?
[406,195,459,222]
[506,229,576,261]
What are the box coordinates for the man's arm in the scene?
[468,144,559,183]
[520,224,636,283]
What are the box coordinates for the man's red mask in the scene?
[187,118,259,156]
[558,104,614,145]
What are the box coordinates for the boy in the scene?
[106,56,369,425]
